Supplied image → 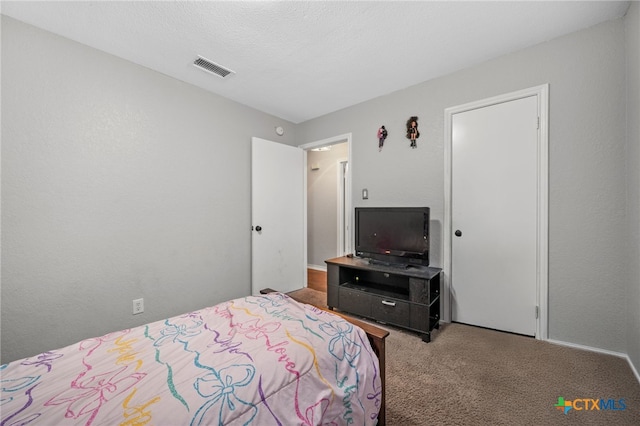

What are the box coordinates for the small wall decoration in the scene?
[406,116,420,148]
[377,125,388,151]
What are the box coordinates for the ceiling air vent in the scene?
[193,56,235,78]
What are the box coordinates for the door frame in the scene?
[443,84,549,339]
[337,158,349,256]
[300,133,353,267]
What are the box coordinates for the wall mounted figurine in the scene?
[377,125,388,151]
[406,116,420,148]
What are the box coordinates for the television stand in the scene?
[366,258,411,269]
[325,256,442,342]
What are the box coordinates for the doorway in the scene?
[300,134,352,273]
[443,85,549,339]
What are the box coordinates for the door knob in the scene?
[255,225,262,232]
[455,230,462,237]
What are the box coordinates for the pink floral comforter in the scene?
[1,293,381,425]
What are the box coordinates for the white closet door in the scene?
[451,95,538,336]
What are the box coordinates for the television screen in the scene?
[355,207,429,266]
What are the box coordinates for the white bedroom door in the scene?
[451,95,539,336]
[251,137,305,295]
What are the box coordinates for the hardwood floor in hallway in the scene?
[307,268,327,292]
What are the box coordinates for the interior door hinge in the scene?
[535,305,539,319]
[537,117,540,129]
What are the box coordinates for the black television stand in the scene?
[325,256,442,342]
[366,258,412,269]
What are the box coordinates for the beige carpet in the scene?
[287,288,640,425]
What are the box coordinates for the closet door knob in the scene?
[455,230,462,237]
[255,226,262,232]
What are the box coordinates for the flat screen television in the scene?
[354,207,430,267]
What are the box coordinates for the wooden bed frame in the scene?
[260,288,389,425]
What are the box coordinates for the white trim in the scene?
[537,85,549,341]
[443,84,549,340]
[307,264,328,272]
[443,116,453,324]
[337,158,349,256]
[299,133,352,151]
[548,339,640,384]
[302,150,308,289]
[630,355,640,385]
[547,339,627,359]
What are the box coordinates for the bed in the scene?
[1,292,387,425]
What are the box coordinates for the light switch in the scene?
[362,188,368,199]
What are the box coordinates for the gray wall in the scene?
[625,2,640,376]
[307,142,348,267]
[2,9,638,375]
[297,18,629,354]
[1,16,295,363]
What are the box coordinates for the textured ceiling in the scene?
[1,1,631,123]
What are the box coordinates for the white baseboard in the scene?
[628,355,640,385]
[547,338,627,358]
[307,264,327,272]
[548,339,640,384]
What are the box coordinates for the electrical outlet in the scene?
[133,298,144,315]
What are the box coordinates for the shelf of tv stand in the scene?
[325,256,442,342]
[342,281,410,301]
